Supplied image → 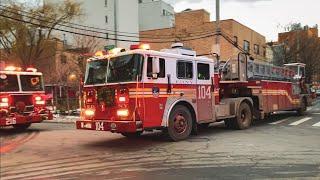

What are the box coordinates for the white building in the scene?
[44,0,140,49]
[139,0,175,31]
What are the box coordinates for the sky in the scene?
[164,0,320,41]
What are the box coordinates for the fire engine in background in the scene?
[0,66,53,130]
[76,43,309,141]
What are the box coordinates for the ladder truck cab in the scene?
[76,44,308,141]
[0,66,53,130]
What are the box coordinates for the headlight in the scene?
[117,109,129,117]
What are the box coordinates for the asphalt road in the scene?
[1,100,320,180]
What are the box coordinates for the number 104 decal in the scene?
[198,86,211,99]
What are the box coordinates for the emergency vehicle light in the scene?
[4,66,22,71]
[26,67,37,72]
[84,109,95,117]
[130,44,150,50]
[117,109,129,117]
[94,51,108,57]
[0,97,9,108]
[34,95,45,105]
[118,96,126,102]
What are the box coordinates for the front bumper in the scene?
[0,110,53,126]
[76,120,142,133]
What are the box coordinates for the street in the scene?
[1,100,320,180]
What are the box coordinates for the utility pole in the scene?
[113,0,118,47]
[213,0,221,56]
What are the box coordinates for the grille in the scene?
[97,88,115,107]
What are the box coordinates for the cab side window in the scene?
[197,63,210,80]
[147,57,166,78]
[177,61,193,79]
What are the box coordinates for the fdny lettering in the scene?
[95,122,104,131]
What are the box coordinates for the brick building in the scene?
[278,26,318,44]
[0,39,83,86]
[140,9,267,61]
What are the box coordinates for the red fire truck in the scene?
[0,66,53,130]
[76,43,309,141]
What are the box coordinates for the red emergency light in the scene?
[130,44,150,50]
[26,67,38,72]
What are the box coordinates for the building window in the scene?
[263,47,266,57]
[233,36,238,46]
[139,0,142,3]
[105,0,108,7]
[177,61,193,79]
[105,16,108,23]
[254,44,260,55]
[163,9,166,16]
[197,63,210,80]
[243,40,250,53]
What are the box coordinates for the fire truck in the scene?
[0,66,53,130]
[76,43,309,141]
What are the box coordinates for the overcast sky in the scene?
[164,0,320,41]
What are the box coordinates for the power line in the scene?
[0,4,217,39]
[0,5,220,39]
[0,5,220,41]
[0,13,219,43]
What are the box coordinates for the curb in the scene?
[43,116,79,124]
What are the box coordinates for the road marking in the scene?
[312,113,320,115]
[312,122,320,127]
[269,118,289,125]
[0,131,39,154]
[289,117,312,126]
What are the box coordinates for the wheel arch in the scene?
[161,99,197,127]
[238,98,254,115]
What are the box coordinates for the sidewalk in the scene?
[44,115,79,124]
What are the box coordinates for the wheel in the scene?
[121,131,142,138]
[13,123,31,130]
[166,105,193,141]
[297,99,307,116]
[225,102,252,130]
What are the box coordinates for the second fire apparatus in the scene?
[0,66,53,130]
[76,43,309,141]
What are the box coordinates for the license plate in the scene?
[80,122,92,129]
[6,117,17,125]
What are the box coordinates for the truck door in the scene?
[196,62,214,122]
[143,56,167,128]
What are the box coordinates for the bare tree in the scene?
[71,30,105,74]
[0,0,82,68]
[272,23,320,83]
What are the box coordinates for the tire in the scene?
[166,105,193,141]
[225,102,252,130]
[297,98,307,116]
[13,123,31,130]
[121,131,142,138]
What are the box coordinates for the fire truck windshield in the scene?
[20,75,44,91]
[0,74,19,92]
[107,54,143,83]
[85,54,143,85]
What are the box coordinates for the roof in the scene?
[88,49,213,63]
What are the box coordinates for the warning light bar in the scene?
[4,66,18,71]
[26,67,37,72]
[130,44,150,50]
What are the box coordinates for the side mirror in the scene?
[152,57,160,79]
